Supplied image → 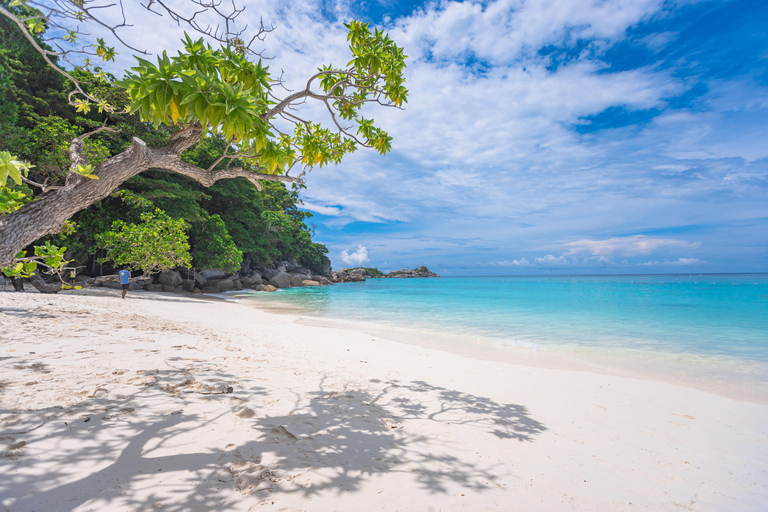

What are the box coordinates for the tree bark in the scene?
[0,130,301,269]
[28,272,62,294]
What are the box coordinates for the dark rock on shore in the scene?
[387,265,439,278]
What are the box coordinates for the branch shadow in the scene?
[1,375,546,510]
[236,377,547,497]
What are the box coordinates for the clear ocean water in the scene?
[238,274,768,398]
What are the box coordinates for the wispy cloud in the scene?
[564,235,701,258]
[91,0,768,274]
[639,258,705,266]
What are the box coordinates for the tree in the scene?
[95,208,192,276]
[0,1,407,268]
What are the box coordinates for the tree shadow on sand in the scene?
[237,377,547,497]
[1,376,546,511]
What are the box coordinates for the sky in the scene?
[80,0,768,275]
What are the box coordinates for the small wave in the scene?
[492,337,547,351]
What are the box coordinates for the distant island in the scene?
[331,265,439,282]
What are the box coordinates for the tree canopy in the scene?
[0,0,408,279]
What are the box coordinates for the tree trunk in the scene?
[11,276,24,291]
[0,131,301,269]
[28,272,62,294]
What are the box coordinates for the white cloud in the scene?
[71,0,767,273]
[564,235,701,257]
[534,254,573,266]
[339,245,370,266]
[300,201,343,216]
[491,258,531,266]
[639,257,705,266]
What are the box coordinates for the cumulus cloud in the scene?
[339,245,370,266]
[85,0,767,274]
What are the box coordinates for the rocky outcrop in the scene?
[69,259,335,295]
[268,271,293,289]
[331,268,367,283]
[387,265,439,278]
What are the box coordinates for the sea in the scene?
[235,274,768,403]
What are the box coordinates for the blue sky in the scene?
[100,0,768,275]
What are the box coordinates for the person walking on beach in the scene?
[119,268,131,299]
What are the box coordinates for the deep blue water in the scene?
[239,274,768,365]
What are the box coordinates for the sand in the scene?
[0,288,766,511]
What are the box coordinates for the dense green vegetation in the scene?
[0,11,331,276]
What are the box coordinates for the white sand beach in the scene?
[1,289,766,511]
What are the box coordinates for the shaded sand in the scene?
[0,289,766,511]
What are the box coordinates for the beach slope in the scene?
[1,290,766,511]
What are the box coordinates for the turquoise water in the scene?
[240,274,768,362]
[238,274,768,397]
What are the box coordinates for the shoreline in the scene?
[1,289,767,511]
[232,290,768,406]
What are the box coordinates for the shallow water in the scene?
[236,274,768,401]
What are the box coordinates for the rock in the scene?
[349,268,366,281]
[254,284,278,292]
[242,274,263,288]
[200,269,226,280]
[181,281,195,292]
[158,270,182,287]
[261,268,278,281]
[330,268,367,283]
[268,271,293,288]
[288,274,305,287]
[233,279,243,291]
[283,261,299,272]
[161,284,183,293]
[302,280,321,286]
[101,281,122,290]
[385,265,440,278]
[193,272,207,288]
[147,284,163,292]
[204,278,236,293]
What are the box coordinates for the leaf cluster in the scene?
[95,208,192,275]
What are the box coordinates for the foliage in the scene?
[0,4,405,278]
[189,214,242,273]
[353,267,385,277]
[0,150,33,186]
[95,209,192,275]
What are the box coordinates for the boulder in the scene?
[254,284,278,292]
[261,268,279,281]
[349,268,366,281]
[302,280,321,286]
[161,284,183,293]
[200,269,226,280]
[181,280,196,292]
[242,274,263,288]
[158,270,183,287]
[233,279,243,291]
[288,274,305,287]
[193,272,207,289]
[101,281,122,290]
[268,271,293,289]
[203,278,236,293]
